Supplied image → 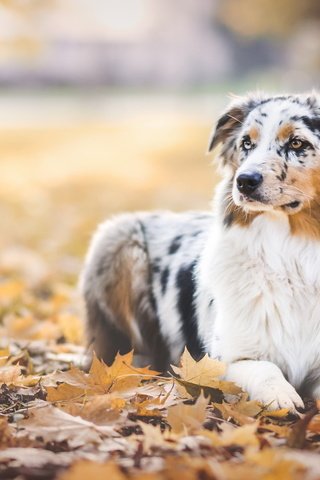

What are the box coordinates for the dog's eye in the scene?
[289,138,304,150]
[241,138,253,151]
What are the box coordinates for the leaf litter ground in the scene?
[0,337,320,480]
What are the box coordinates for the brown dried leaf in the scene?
[63,395,125,425]
[46,383,85,402]
[0,365,22,384]
[17,402,116,448]
[167,392,209,435]
[214,394,263,425]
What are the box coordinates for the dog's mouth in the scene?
[238,195,303,214]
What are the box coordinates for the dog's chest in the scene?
[210,214,320,388]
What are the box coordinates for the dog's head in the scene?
[209,92,320,232]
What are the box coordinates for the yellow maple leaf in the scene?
[101,350,159,379]
[89,351,159,392]
[172,348,226,386]
[171,348,241,398]
[46,351,160,400]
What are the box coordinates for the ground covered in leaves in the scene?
[1,343,320,480]
[1,91,320,479]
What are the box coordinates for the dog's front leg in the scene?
[226,360,304,411]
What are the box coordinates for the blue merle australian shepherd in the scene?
[81,92,320,411]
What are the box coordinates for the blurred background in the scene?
[0,0,319,345]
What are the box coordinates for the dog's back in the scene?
[80,211,212,370]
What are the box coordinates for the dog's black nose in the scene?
[236,172,263,195]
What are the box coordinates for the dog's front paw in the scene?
[249,380,304,412]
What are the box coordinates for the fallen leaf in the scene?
[46,383,85,402]
[221,422,260,447]
[47,352,159,400]
[172,348,225,385]
[138,422,170,453]
[17,402,116,448]
[167,392,209,435]
[260,408,290,418]
[172,348,241,397]
[200,422,260,448]
[63,395,125,425]
[0,365,22,384]
[58,461,127,480]
[214,395,263,425]
[288,406,318,448]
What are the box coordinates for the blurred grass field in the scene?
[0,91,221,344]
[0,92,221,281]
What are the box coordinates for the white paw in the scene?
[249,380,304,412]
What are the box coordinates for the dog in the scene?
[80,92,320,411]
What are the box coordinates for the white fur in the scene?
[197,209,320,409]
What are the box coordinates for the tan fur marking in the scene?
[277,123,295,142]
[289,169,320,240]
[289,205,320,239]
[249,126,260,142]
[107,251,135,334]
[228,204,260,227]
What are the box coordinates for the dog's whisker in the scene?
[227,114,244,125]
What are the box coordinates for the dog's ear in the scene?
[207,96,260,168]
[208,103,247,153]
